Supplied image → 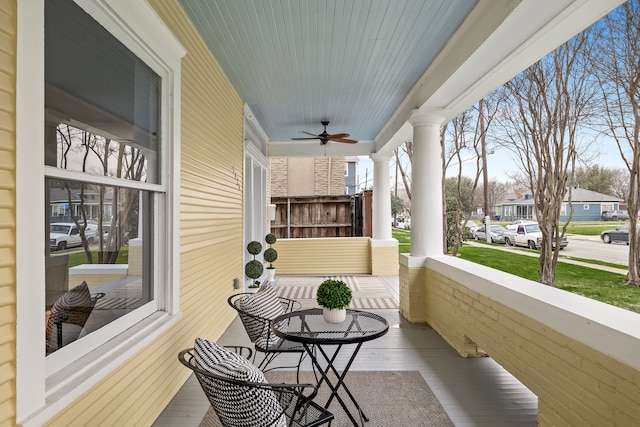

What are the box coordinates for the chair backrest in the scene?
[46,281,104,354]
[228,290,302,345]
[179,345,288,427]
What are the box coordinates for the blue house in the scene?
[501,188,623,222]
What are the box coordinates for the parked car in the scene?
[503,222,568,250]
[600,224,640,244]
[462,220,480,234]
[601,210,629,221]
[49,222,97,251]
[474,225,507,243]
[505,219,537,229]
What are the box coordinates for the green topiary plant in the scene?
[247,240,262,256]
[245,260,264,281]
[245,241,263,288]
[264,233,278,269]
[316,279,352,310]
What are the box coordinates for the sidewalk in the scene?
[464,240,628,276]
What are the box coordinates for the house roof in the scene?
[504,187,622,206]
[178,0,624,158]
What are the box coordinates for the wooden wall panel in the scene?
[271,195,357,238]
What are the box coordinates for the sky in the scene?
[356,139,630,192]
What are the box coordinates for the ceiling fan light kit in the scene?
[291,120,358,145]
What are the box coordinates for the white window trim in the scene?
[16,1,185,423]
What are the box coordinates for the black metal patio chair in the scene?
[179,343,333,427]
[228,288,310,378]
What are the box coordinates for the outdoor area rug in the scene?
[200,370,453,427]
[271,275,398,309]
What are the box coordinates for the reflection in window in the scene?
[44,0,161,356]
[52,124,149,182]
[45,178,153,354]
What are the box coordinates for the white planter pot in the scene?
[265,268,276,281]
[323,307,347,323]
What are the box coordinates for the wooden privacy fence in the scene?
[271,194,370,238]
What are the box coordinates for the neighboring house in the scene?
[270,157,348,197]
[49,187,117,223]
[344,156,359,195]
[501,188,623,221]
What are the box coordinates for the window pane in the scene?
[44,0,160,183]
[51,123,150,182]
[45,178,153,355]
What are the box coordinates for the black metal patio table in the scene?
[272,308,389,426]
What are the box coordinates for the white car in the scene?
[462,220,480,234]
[506,219,537,229]
[49,222,97,251]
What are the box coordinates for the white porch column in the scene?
[370,152,393,240]
[408,109,446,257]
[369,152,398,275]
[398,109,446,322]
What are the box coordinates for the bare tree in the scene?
[591,0,640,285]
[441,96,501,254]
[498,30,598,286]
[610,168,630,201]
[394,140,413,201]
[477,180,510,218]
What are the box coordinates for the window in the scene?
[16,0,183,420]
[602,203,614,212]
[44,0,161,355]
[560,204,567,216]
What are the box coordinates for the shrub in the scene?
[245,259,264,280]
[316,279,352,310]
[264,233,278,268]
[264,248,278,267]
[247,241,262,255]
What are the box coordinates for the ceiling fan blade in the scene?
[291,137,319,140]
[300,131,318,137]
[327,133,350,139]
[331,137,358,144]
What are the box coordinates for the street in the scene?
[562,235,628,266]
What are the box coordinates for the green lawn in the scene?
[64,247,129,268]
[457,245,640,313]
[391,227,640,313]
[392,228,411,253]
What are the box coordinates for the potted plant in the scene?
[245,240,263,291]
[316,279,352,323]
[264,233,278,281]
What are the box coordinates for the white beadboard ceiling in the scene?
[178,0,624,157]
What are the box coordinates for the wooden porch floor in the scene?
[154,276,538,426]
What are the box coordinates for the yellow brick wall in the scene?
[425,267,640,426]
[44,0,245,425]
[399,262,427,323]
[370,244,398,276]
[274,237,370,275]
[0,1,16,426]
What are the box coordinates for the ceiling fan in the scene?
[292,121,358,145]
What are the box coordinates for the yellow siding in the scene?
[45,0,245,425]
[274,237,371,274]
[424,267,640,426]
[0,1,15,426]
